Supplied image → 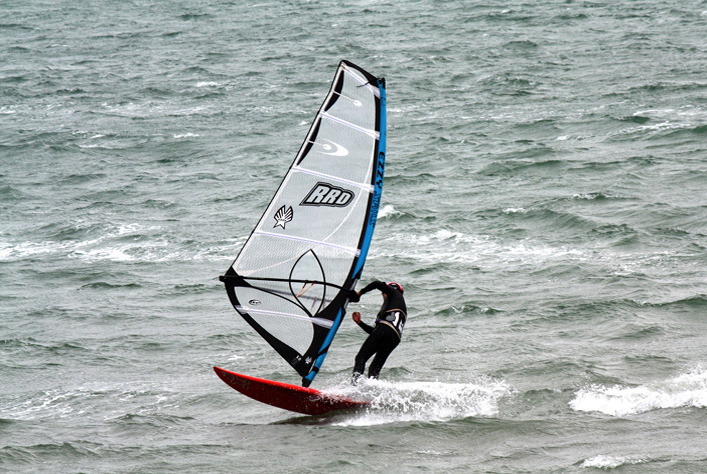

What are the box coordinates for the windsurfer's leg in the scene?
[353,333,378,380]
[367,328,400,379]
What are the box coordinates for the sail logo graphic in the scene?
[319,139,349,157]
[273,205,293,229]
[301,182,354,207]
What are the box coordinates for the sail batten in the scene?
[235,307,335,329]
[320,112,380,139]
[222,61,386,387]
[292,165,375,192]
[252,230,361,255]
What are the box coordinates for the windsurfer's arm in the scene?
[352,312,374,334]
[359,280,387,296]
[349,281,385,302]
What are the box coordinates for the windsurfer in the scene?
[348,281,407,381]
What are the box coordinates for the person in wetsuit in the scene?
[348,281,407,381]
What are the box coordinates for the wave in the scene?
[0,218,243,263]
[522,208,596,232]
[660,123,707,139]
[580,455,649,469]
[178,13,215,21]
[604,105,707,141]
[502,40,539,50]
[373,227,609,281]
[0,184,28,202]
[646,294,707,310]
[477,156,562,176]
[570,367,707,416]
[570,192,634,201]
[377,204,403,220]
[1,338,90,366]
[79,281,142,290]
[323,377,512,426]
[0,441,102,466]
[2,378,194,424]
[434,304,501,317]
[617,114,651,125]
[2,389,88,420]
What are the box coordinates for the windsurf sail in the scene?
[221,60,386,387]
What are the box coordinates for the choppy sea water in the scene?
[2,1,707,472]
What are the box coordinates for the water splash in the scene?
[325,377,512,426]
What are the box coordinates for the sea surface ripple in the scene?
[2,1,707,473]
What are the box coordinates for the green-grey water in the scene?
[2,1,707,472]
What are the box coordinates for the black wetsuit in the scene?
[353,281,407,380]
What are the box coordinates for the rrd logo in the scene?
[301,182,354,207]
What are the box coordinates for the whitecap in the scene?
[379,229,583,268]
[570,367,707,416]
[581,455,647,469]
[377,204,401,219]
[0,240,73,261]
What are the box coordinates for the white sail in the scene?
[221,61,386,386]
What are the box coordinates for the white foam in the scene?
[0,223,167,263]
[70,242,167,263]
[374,225,690,280]
[2,389,84,420]
[0,240,74,261]
[325,377,512,426]
[381,229,583,268]
[634,106,707,120]
[570,367,707,416]
[377,204,401,219]
[572,192,620,200]
[581,455,647,469]
[611,105,707,138]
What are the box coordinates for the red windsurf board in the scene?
[214,366,369,416]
